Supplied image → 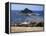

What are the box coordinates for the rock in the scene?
[21,8,32,14]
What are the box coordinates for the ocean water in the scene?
[10,10,44,24]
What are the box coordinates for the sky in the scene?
[11,4,44,11]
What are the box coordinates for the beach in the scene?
[10,27,44,33]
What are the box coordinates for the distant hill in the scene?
[21,8,32,14]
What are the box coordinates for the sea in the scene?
[10,10,44,24]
